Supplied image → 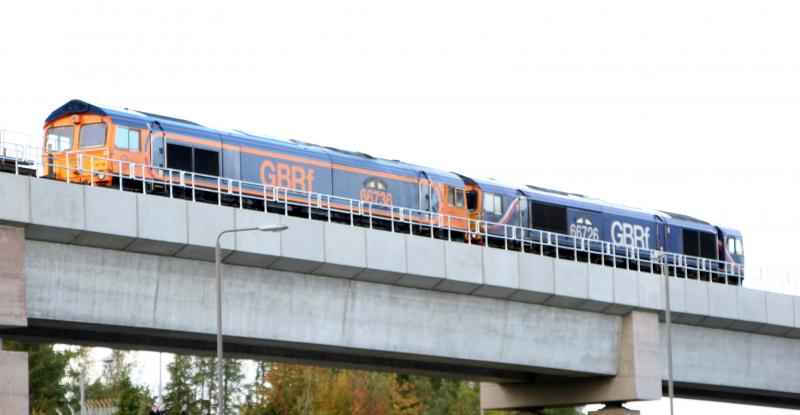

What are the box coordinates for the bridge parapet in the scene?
[1,173,798,339]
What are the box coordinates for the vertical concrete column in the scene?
[0,348,29,414]
[0,225,29,414]
[0,225,26,328]
[480,311,661,410]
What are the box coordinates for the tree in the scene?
[240,363,581,415]
[102,349,134,392]
[116,375,153,415]
[242,361,270,409]
[68,348,153,415]
[3,341,74,414]
[260,362,307,415]
[222,358,246,414]
[165,354,196,414]
[191,356,219,414]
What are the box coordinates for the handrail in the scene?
[0,134,796,295]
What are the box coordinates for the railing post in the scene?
[90,157,95,187]
[65,153,70,184]
[308,192,312,219]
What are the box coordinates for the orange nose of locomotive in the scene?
[43,111,112,185]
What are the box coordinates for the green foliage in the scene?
[240,364,581,415]
[63,347,153,415]
[165,354,196,414]
[116,375,151,415]
[191,356,218,414]
[4,341,75,414]
[163,355,245,415]
[240,364,484,415]
[401,376,480,415]
[2,341,579,415]
[103,350,134,392]
[223,358,246,414]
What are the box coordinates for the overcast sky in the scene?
[3,1,799,413]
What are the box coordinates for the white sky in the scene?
[3,1,800,413]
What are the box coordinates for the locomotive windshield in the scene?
[79,123,107,148]
[727,237,744,255]
[45,125,73,152]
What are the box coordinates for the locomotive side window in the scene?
[46,126,73,152]
[735,238,744,255]
[194,148,220,176]
[483,192,503,215]
[683,230,700,257]
[683,229,717,259]
[531,202,567,234]
[446,186,465,208]
[700,232,717,259]
[79,123,107,148]
[114,126,140,151]
[455,188,464,208]
[166,143,192,172]
[165,143,220,176]
[727,237,736,255]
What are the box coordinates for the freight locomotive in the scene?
[42,99,745,281]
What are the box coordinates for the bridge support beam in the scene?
[0,225,29,415]
[480,311,660,411]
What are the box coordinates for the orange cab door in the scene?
[465,185,481,233]
[440,184,468,230]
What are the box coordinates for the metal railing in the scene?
[0,129,41,175]
[1,131,796,295]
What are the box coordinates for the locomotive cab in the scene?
[716,226,745,283]
[42,100,149,186]
[717,227,745,265]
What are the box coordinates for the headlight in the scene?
[96,172,107,180]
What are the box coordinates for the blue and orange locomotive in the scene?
[42,99,745,281]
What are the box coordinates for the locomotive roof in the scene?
[470,176,717,232]
[48,100,172,126]
[660,210,710,225]
[47,100,460,184]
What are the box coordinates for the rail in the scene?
[1,131,797,295]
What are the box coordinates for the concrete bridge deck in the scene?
[1,173,800,411]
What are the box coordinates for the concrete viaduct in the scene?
[1,172,800,414]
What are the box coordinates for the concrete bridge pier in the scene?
[0,225,29,415]
[480,311,660,413]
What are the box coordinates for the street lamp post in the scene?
[663,253,675,415]
[216,225,287,415]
